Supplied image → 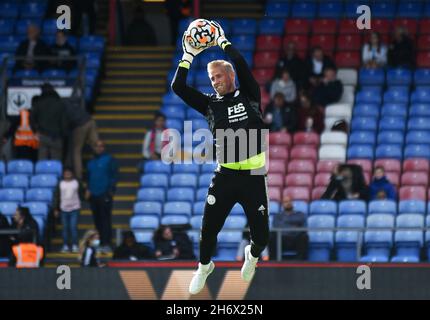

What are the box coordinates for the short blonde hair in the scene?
[207,60,235,75]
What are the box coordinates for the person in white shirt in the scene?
[54,167,85,253]
[362,32,387,68]
[270,70,297,103]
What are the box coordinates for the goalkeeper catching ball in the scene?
[171,20,269,295]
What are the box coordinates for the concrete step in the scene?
[101,79,166,86]
[97,96,162,103]
[95,105,159,112]
[100,87,165,94]
[105,62,170,69]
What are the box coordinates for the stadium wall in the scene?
[1,262,430,299]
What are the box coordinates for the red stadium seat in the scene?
[269,145,289,160]
[418,35,430,51]
[252,68,275,85]
[261,87,270,109]
[283,34,309,51]
[312,187,326,200]
[338,19,360,34]
[385,172,399,188]
[288,159,315,174]
[317,160,340,173]
[285,19,310,35]
[336,34,362,51]
[401,172,428,187]
[268,173,284,188]
[371,19,392,34]
[269,187,282,202]
[283,187,310,202]
[256,35,282,52]
[269,132,292,146]
[374,159,401,173]
[363,32,390,44]
[290,145,318,161]
[403,158,430,172]
[314,173,331,187]
[268,159,287,174]
[347,159,372,173]
[285,173,313,187]
[399,186,426,201]
[419,19,430,34]
[254,51,280,68]
[311,19,337,35]
[293,132,320,146]
[363,171,371,185]
[310,35,336,52]
[417,52,430,68]
[335,52,361,68]
[393,19,418,36]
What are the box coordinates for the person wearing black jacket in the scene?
[10,206,40,245]
[304,46,336,90]
[0,213,11,258]
[312,66,343,108]
[321,164,369,201]
[171,21,269,294]
[388,26,415,69]
[153,226,194,260]
[275,41,305,88]
[263,92,297,133]
[50,30,76,71]
[113,231,154,260]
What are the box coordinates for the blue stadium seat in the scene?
[214,231,242,261]
[309,200,337,216]
[308,231,333,261]
[0,161,5,177]
[367,213,395,228]
[408,117,430,131]
[353,104,380,118]
[308,215,335,229]
[383,87,409,104]
[375,144,403,160]
[186,108,205,120]
[133,201,162,217]
[161,105,185,120]
[3,174,29,189]
[35,160,62,177]
[347,145,374,160]
[338,200,367,216]
[372,1,396,18]
[404,144,430,159]
[140,173,169,188]
[349,131,376,146]
[190,215,202,229]
[83,52,101,69]
[368,200,397,215]
[133,231,154,245]
[397,1,423,18]
[42,19,57,35]
[143,161,171,175]
[22,202,48,217]
[14,69,39,78]
[198,50,225,68]
[392,214,424,262]
[258,18,284,35]
[172,163,200,174]
[0,35,20,53]
[0,3,18,19]
[291,1,317,18]
[399,200,426,215]
[411,88,430,103]
[409,103,430,117]
[360,230,393,262]
[336,214,365,261]
[33,216,44,237]
[231,18,257,35]
[26,188,53,203]
[0,202,18,216]
[178,18,194,33]
[163,201,192,217]
[20,2,46,19]
[344,0,370,17]
[414,69,430,86]
[351,117,378,131]
[231,203,245,215]
[292,200,308,215]
[30,174,57,189]
[406,131,430,144]
[196,188,207,202]
[167,187,194,202]
[378,116,405,132]
[161,215,189,226]
[377,131,404,145]
[230,35,255,51]
[386,69,412,86]
[170,174,197,188]
[265,2,290,18]
[194,69,211,86]
[7,160,33,175]
[79,36,105,52]
[166,118,183,132]
[269,201,281,214]
[198,173,213,188]
[224,216,247,229]
[193,201,206,216]
[15,19,41,35]
[359,68,385,86]
[381,103,407,117]
[136,188,165,203]
[0,19,15,35]
[130,215,159,230]
[318,1,343,18]
[0,189,24,202]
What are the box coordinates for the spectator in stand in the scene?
[125,5,157,45]
[236,223,269,261]
[85,140,119,253]
[369,166,397,201]
[10,207,40,245]
[263,92,297,133]
[80,230,102,267]
[153,225,195,260]
[9,230,44,268]
[113,231,154,260]
[142,112,168,161]
[73,0,97,35]
[54,167,85,253]
[50,30,76,71]
[362,32,387,69]
[0,213,11,258]
[322,164,368,201]
[165,0,192,45]
[275,41,304,88]
[14,24,51,72]
[30,83,69,161]
[269,196,308,260]
[304,46,336,90]
[312,66,343,108]
[296,92,324,134]
[388,26,415,69]
[270,70,297,103]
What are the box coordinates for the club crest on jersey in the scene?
[227,103,248,123]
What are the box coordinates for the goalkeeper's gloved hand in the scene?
[181,31,206,67]
[210,20,231,50]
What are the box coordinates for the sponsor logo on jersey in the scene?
[227,103,248,123]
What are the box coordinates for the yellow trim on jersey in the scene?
[220,152,266,170]
[179,61,190,69]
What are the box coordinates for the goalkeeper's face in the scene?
[208,66,236,96]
